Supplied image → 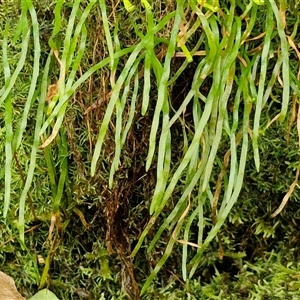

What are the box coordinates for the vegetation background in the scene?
[1,0,300,299]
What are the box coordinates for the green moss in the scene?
[1,0,300,299]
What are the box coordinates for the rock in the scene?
[0,271,26,300]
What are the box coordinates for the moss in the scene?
[1,0,300,299]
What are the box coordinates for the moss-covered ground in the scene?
[1,0,300,299]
